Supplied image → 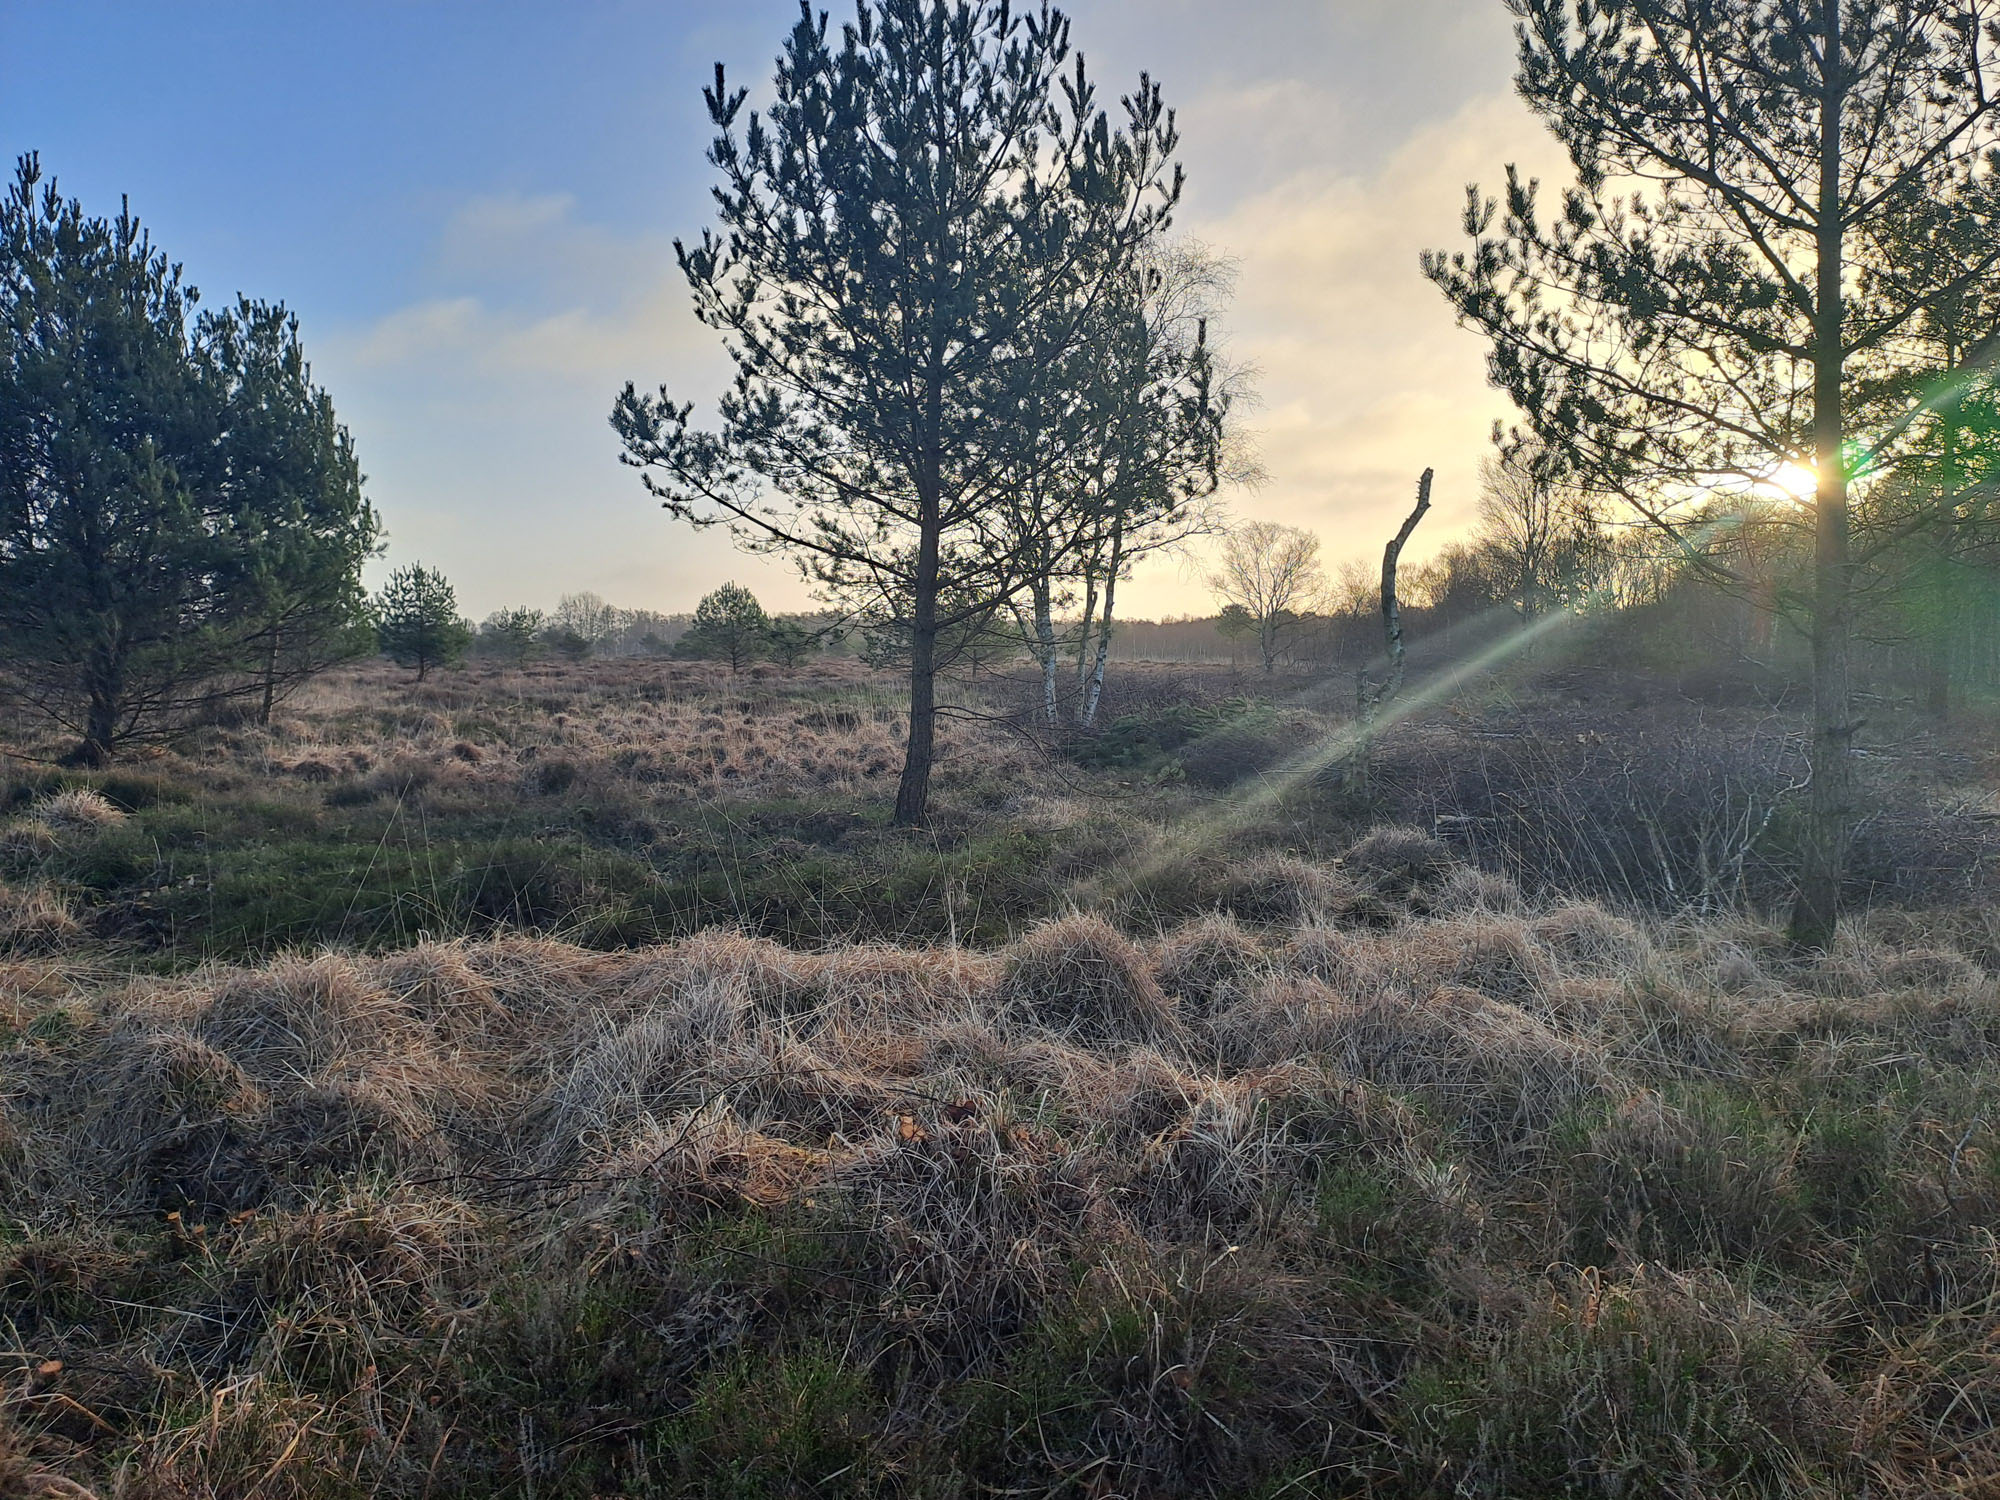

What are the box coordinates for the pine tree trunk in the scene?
[895,453,943,828]
[1791,6,1854,951]
[80,681,119,767]
[76,632,123,766]
[259,629,281,727]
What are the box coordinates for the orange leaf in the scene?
[36,1359,62,1377]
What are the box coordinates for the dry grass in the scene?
[222,657,1037,809]
[3,826,1999,1496]
[0,883,81,953]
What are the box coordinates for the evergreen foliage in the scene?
[1423,0,2000,945]
[613,0,1183,824]
[479,607,545,666]
[674,582,772,672]
[0,154,377,761]
[374,565,470,680]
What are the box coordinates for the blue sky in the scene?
[1,1,1565,618]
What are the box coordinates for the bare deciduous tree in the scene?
[551,591,619,648]
[1477,440,1608,620]
[1209,521,1326,673]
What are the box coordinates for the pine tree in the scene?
[1855,173,2000,719]
[480,607,544,666]
[674,583,771,672]
[1425,0,2000,946]
[0,155,377,762]
[613,0,1181,825]
[375,565,469,681]
[762,618,818,668]
[1000,242,1236,728]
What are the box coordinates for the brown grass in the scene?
[0,884,81,954]
[5,829,2000,1496]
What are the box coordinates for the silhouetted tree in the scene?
[1425,0,2000,946]
[375,565,469,681]
[763,617,818,667]
[1477,439,1608,620]
[0,155,377,761]
[613,0,1182,824]
[1209,521,1325,673]
[1003,241,1239,727]
[1858,172,2000,718]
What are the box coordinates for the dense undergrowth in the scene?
[4,659,1999,1496]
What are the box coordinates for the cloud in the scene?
[316,194,788,619]
[321,71,1578,624]
[1117,86,1576,616]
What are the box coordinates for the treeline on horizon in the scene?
[10,0,2000,945]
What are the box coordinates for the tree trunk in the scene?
[895,448,944,828]
[1081,512,1127,729]
[75,632,123,766]
[80,682,119,767]
[1355,471,1434,796]
[1033,582,1059,728]
[1791,5,1854,950]
[1075,567,1099,686]
[259,629,281,727]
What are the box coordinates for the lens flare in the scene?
[1764,461,1818,502]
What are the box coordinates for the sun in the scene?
[1756,461,1819,503]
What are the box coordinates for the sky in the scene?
[0,0,1574,620]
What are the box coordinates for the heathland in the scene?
[4,652,1999,1498]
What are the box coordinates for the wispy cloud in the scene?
[1124,89,1574,609]
[316,195,771,618]
[323,76,1574,621]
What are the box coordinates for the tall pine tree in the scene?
[1426,1,2000,945]
[0,155,376,761]
[613,0,1181,824]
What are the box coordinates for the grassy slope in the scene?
[2,661,1998,1497]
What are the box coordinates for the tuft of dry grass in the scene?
[996,913,1179,1045]
[0,884,81,953]
[27,788,126,837]
[1211,853,1361,925]
[1150,914,1270,1018]
[1342,824,1456,898]
[6,829,2000,1496]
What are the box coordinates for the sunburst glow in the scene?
[1760,460,1819,503]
